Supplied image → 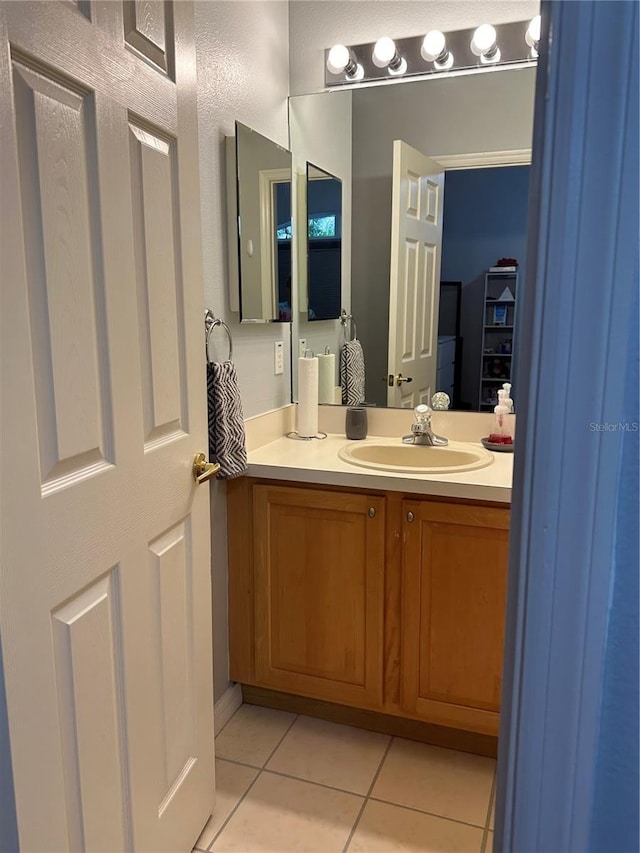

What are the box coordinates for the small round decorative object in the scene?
[431,392,450,411]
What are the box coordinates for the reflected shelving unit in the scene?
[479,270,518,410]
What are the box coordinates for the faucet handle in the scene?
[414,403,432,424]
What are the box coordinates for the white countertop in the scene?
[246,434,513,503]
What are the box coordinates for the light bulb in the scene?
[421,30,446,62]
[471,24,497,57]
[327,44,350,74]
[526,15,541,48]
[526,15,541,57]
[372,37,397,68]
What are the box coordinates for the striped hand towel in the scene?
[207,361,247,479]
[340,339,366,406]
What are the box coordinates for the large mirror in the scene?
[231,122,292,323]
[289,67,536,408]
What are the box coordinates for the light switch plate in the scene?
[274,340,284,375]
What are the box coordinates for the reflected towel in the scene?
[207,361,247,479]
[340,339,366,406]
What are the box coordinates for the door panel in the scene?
[0,2,213,850]
[401,501,509,736]
[123,0,174,76]
[52,571,129,853]
[149,520,195,792]
[254,486,385,709]
[13,60,115,491]
[129,121,188,447]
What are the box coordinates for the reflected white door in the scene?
[388,141,444,408]
[0,2,214,851]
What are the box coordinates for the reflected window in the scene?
[307,163,342,320]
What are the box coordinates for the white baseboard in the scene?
[214,683,242,736]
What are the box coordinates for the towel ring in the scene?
[205,309,233,364]
[340,309,357,342]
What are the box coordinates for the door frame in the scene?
[430,148,532,171]
[497,2,639,851]
[259,166,291,319]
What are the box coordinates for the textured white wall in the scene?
[195,0,290,700]
[196,0,290,421]
[289,0,540,95]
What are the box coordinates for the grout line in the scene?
[342,734,394,853]
[263,712,300,765]
[368,796,488,831]
[205,769,261,852]
[481,767,498,853]
[260,767,367,798]
[207,713,299,851]
[215,755,264,772]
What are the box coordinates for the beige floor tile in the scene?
[214,704,296,767]
[212,771,363,852]
[349,800,484,853]
[195,760,259,849]
[371,739,495,827]
[267,715,390,794]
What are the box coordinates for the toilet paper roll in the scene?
[317,353,336,404]
[297,356,319,437]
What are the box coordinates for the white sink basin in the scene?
[338,438,493,474]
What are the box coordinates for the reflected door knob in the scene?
[387,373,413,387]
[192,452,221,484]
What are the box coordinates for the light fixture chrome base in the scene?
[325,19,537,88]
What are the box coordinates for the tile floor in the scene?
[193,703,497,853]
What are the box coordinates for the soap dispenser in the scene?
[502,382,514,413]
[489,389,513,445]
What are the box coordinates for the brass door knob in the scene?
[384,374,414,387]
[395,374,413,386]
[192,452,220,484]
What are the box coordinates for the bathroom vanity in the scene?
[227,429,511,757]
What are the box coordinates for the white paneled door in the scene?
[387,141,444,409]
[0,2,214,851]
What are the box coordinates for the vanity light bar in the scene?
[324,19,538,88]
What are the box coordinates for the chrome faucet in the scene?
[402,403,448,446]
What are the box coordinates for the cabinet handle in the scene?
[406,511,414,522]
[368,507,376,518]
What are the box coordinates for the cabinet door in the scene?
[254,485,385,709]
[401,501,509,735]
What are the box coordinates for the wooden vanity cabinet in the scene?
[227,478,509,740]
